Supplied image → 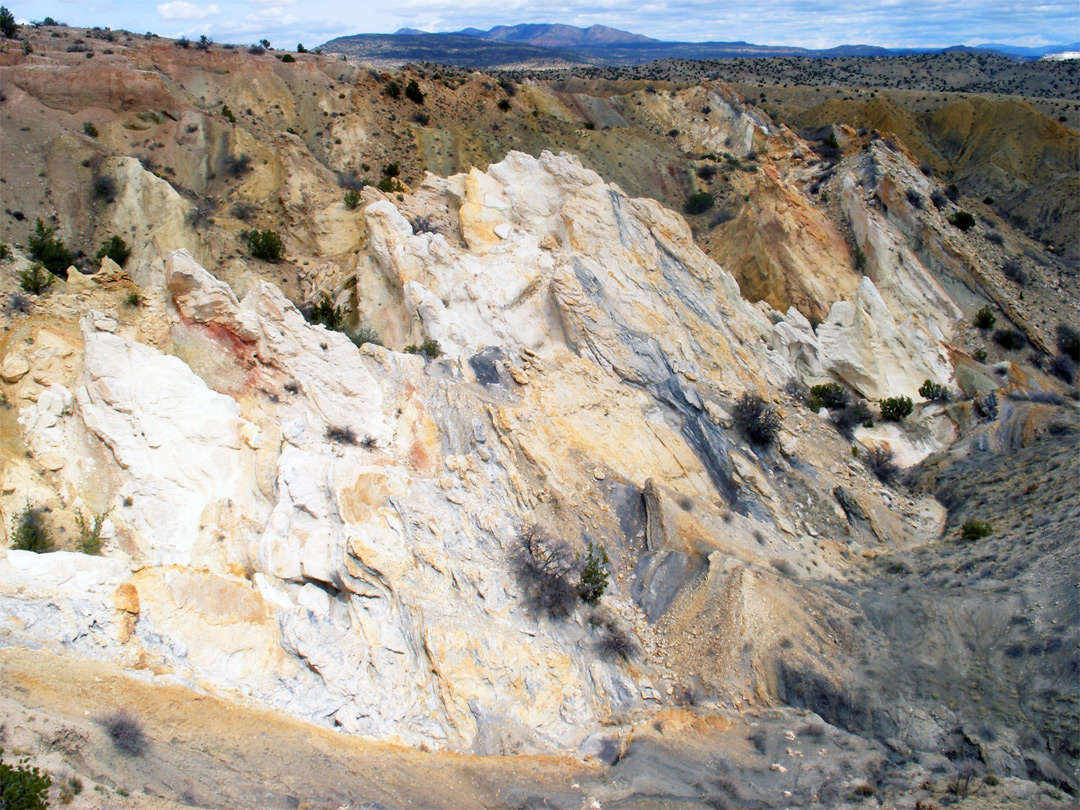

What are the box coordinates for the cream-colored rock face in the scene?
[0,151,959,755]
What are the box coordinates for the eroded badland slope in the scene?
[0,24,1077,810]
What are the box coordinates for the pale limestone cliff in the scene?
[1,151,960,755]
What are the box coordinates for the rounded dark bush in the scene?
[595,618,638,662]
[99,709,147,756]
[733,392,781,447]
[949,211,976,231]
[1057,324,1080,362]
[865,445,898,483]
[992,329,1025,351]
[404,79,424,104]
[1001,258,1027,285]
[808,382,849,411]
[247,229,284,261]
[96,235,131,267]
[684,191,714,215]
[961,520,993,541]
[919,379,949,402]
[9,505,52,552]
[831,400,873,439]
[973,306,996,330]
[879,395,913,422]
[514,526,577,619]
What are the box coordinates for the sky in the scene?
[11,0,1080,52]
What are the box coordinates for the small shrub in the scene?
[945,183,960,202]
[384,80,401,98]
[404,79,424,104]
[93,174,117,202]
[992,329,1025,351]
[246,229,284,261]
[1056,324,1080,361]
[413,111,430,125]
[376,176,402,193]
[733,392,781,448]
[919,379,949,402]
[28,218,77,274]
[82,121,99,137]
[99,709,147,755]
[75,509,108,555]
[1002,258,1027,285]
[325,426,357,444]
[949,211,976,231]
[409,215,437,234]
[309,296,343,331]
[247,45,265,55]
[808,382,848,412]
[905,188,924,209]
[124,289,143,308]
[852,244,866,273]
[5,292,32,314]
[697,164,717,181]
[9,504,52,552]
[188,201,214,227]
[684,191,714,215]
[221,103,236,124]
[280,53,295,63]
[0,748,51,810]
[348,326,382,347]
[382,162,400,178]
[930,189,947,209]
[0,243,10,261]
[175,35,189,49]
[497,98,511,111]
[296,43,306,53]
[58,773,83,804]
[224,153,252,177]
[577,541,610,606]
[595,617,638,661]
[403,338,441,359]
[973,306,996,330]
[770,558,795,577]
[343,189,361,209]
[1048,355,1075,384]
[985,230,1003,245]
[230,201,256,222]
[983,195,995,205]
[865,446,898,483]
[515,525,577,619]
[961,519,993,541]
[831,400,873,439]
[18,263,55,295]
[973,347,988,363]
[96,235,131,267]
[879,395,913,422]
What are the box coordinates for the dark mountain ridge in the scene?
[323,24,1079,67]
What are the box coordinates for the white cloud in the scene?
[157,2,222,21]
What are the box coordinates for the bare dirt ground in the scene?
[0,646,592,809]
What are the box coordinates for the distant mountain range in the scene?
[320,24,1080,68]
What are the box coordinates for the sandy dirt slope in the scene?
[0,646,592,809]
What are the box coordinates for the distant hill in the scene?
[320,24,1080,68]
[320,31,594,68]
[976,42,1080,57]
[459,23,658,48]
